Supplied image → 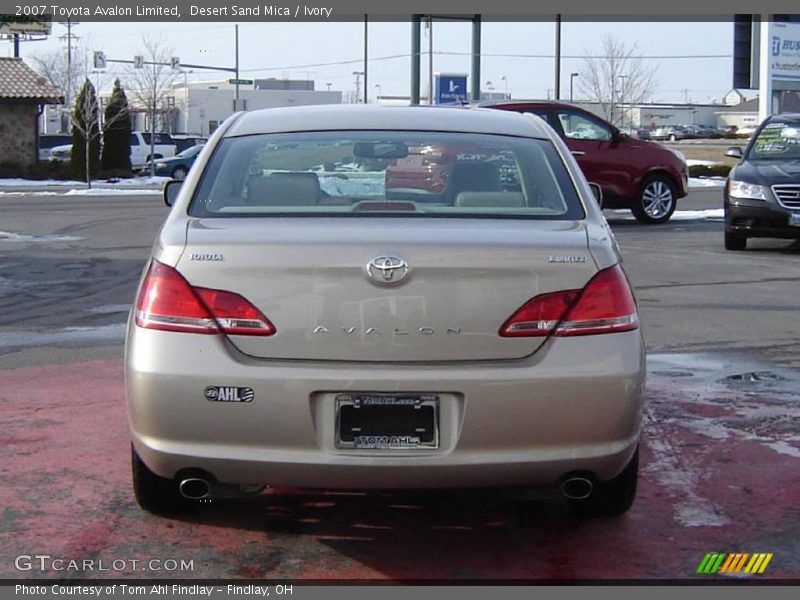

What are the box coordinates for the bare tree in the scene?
[124,36,180,175]
[30,49,86,100]
[577,35,658,127]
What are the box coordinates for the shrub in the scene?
[688,164,731,178]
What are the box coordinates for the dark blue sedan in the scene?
[149,145,204,180]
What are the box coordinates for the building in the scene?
[571,101,723,129]
[0,57,62,166]
[172,78,342,136]
[716,92,800,130]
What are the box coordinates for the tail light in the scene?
[135,260,275,336]
[500,265,638,338]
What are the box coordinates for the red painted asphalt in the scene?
[1,358,798,581]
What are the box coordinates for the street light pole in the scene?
[569,72,579,102]
[554,14,561,100]
[618,74,628,127]
[234,24,240,104]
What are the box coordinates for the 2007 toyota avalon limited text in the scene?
[126,104,645,517]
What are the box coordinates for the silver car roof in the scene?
[224,104,550,139]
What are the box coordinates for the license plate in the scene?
[335,394,439,450]
[790,212,800,227]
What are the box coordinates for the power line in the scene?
[238,50,730,75]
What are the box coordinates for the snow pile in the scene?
[688,177,726,189]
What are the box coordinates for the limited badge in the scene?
[204,386,254,403]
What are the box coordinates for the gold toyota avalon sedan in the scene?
[126,104,645,517]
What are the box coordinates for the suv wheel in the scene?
[632,175,677,224]
[131,445,190,514]
[724,230,747,251]
[569,446,639,517]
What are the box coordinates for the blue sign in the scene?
[434,74,468,105]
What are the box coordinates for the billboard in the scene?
[434,73,468,105]
[0,16,52,35]
[769,21,800,82]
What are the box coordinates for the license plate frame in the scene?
[789,212,800,227]
[335,393,439,450]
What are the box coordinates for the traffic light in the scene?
[134,55,144,69]
[171,56,180,70]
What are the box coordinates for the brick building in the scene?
[0,57,62,167]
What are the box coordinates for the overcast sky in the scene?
[8,20,739,103]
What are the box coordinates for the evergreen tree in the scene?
[70,79,101,184]
[101,79,132,172]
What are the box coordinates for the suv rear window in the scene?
[189,131,584,219]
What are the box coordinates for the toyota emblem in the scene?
[366,256,409,285]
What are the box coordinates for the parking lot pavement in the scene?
[0,192,798,581]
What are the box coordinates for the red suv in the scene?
[482,101,689,223]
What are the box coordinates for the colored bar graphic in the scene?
[698,552,772,575]
[696,553,714,574]
[734,553,750,573]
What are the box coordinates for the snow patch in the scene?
[0,230,83,243]
[686,159,722,167]
[63,188,161,196]
[689,177,726,189]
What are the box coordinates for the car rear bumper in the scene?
[126,327,645,489]
[726,197,800,239]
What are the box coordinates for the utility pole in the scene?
[352,71,364,103]
[427,15,434,104]
[363,15,368,104]
[59,19,80,132]
[13,34,19,57]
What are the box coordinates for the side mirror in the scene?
[588,182,603,208]
[164,180,182,207]
[725,146,743,159]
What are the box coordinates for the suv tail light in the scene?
[500,265,638,337]
[135,260,275,336]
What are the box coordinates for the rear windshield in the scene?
[188,131,585,219]
[749,121,800,160]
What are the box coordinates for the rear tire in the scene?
[570,446,639,517]
[724,230,747,251]
[631,175,677,224]
[131,445,189,515]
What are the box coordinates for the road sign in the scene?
[434,73,468,105]
[229,79,254,85]
[93,51,106,69]
[133,55,144,69]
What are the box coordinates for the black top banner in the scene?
[0,0,799,21]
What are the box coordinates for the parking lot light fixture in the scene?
[570,72,579,102]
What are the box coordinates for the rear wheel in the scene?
[131,445,189,515]
[570,446,639,517]
[172,166,188,180]
[631,175,677,224]
[724,230,747,251]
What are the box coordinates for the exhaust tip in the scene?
[179,477,211,500]
[561,477,594,500]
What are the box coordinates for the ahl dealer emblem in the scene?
[366,255,409,285]
[204,386,254,403]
